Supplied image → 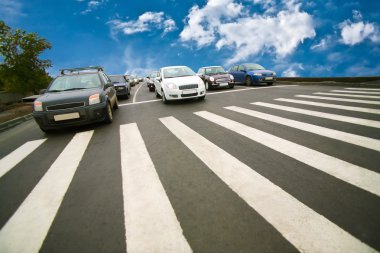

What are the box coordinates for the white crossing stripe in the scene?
[275,98,380,115]
[120,123,192,253]
[160,116,376,253]
[330,90,380,95]
[194,111,380,197]
[314,92,380,99]
[296,95,380,105]
[0,131,93,253]
[345,88,380,91]
[225,106,380,152]
[252,102,380,129]
[0,139,47,179]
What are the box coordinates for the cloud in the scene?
[122,46,157,76]
[339,10,380,46]
[0,0,24,24]
[282,67,298,77]
[180,0,315,65]
[79,0,107,15]
[108,12,177,37]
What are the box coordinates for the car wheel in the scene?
[245,76,253,86]
[113,97,119,109]
[267,82,273,85]
[104,102,113,124]
[229,83,234,89]
[205,81,210,91]
[156,89,161,98]
[162,90,169,104]
[199,95,206,101]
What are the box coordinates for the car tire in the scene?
[229,83,234,89]
[199,95,206,101]
[245,76,253,86]
[39,126,52,133]
[104,102,113,124]
[156,90,161,98]
[205,81,210,91]
[267,82,273,85]
[113,97,119,109]
[162,90,169,104]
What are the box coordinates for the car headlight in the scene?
[89,93,101,105]
[253,73,263,76]
[210,77,215,82]
[229,74,234,80]
[165,83,177,89]
[273,72,276,76]
[34,101,43,111]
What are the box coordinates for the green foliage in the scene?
[0,21,52,94]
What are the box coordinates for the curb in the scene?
[0,114,33,133]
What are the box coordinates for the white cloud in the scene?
[339,10,380,46]
[282,67,298,77]
[108,12,177,36]
[79,0,107,15]
[0,0,24,24]
[180,0,315,65]
[122,46,157,77]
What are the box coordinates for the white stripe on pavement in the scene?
[194,111,380,197]
[160,116,376,253]
[0,130,93,253]
[345,88,380,91]
[275,98,380,115]
[225,106,380,152]
[132,82,144,103]
[314,92,380,99]
[0,139,47,179]
[330,90,380,95]
[295,95,380,105]
[252,102,380,129]
[120,123,192,253]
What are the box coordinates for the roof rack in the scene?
[60,66,104,75]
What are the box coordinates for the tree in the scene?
[0,21,52,95]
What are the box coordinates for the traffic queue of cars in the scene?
[33,63,276,131]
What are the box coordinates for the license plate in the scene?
[265,77,273,80]
[219,83,228,87]
[54,112,80,121]
[182,89,197,95]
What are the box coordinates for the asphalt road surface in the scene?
[1,82,380,253]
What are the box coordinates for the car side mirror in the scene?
[39,89,46,95]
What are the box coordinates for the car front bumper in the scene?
[32,102,108,130]
[165,87,206,101]
[252,76,277,83]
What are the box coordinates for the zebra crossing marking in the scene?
[252,102,380,129]
[275,98,380,114]
[345,88,380,91]
[295,95,380,105]
[194,111,380,197]
[225,106,380,152]
[0,139,47,179]
[0,130,93,253]
[160,116,376,253]
[120,123,192,253]
[330,90,380,95]
[314,92,380,99]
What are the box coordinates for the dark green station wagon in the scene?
[33,66,118,132]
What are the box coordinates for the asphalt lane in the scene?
[0,83,380,252]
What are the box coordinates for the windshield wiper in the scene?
[63,88,87,91]
[47,90,63,93]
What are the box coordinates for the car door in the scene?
[235,65,246,83]
[229,65,239,83]
[102,73,116,105]
[155,70,162,95]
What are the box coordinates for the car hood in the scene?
[38,88,102,105]
[163,75,201,86]
[248,70,275,75]
[208,73,230,79]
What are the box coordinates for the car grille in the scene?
[216,78,229,83]
[46,102,85,111]
[181,92,198,98]
[179,84,198,90]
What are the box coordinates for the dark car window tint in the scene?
[48,74,102,91]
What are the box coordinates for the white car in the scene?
[155,66,206,104]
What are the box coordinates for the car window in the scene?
[205,67,226,75]
[238,65,245,71]
[245,64,265,71]
[48,74,102,91]
[231,65,238,71]
[163,67,195,79]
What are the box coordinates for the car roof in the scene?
[60,66,104,75]
[201,66,224,69]
[161,66,188,70]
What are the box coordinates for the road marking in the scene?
[0,139,47,179]
[345,88,380,91]
[330,90,380,95]
[225,106,380,152]
[275,98,380,114]
[295,95,380,105]
[119,99,161,107]
[194,111,380,197]
[160,116,376,253]
[252,102,380,129]
[132,82,144,103]
[314,92,380,99]
[120,123,192,253]
[0,130,93,253]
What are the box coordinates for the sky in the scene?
[1,0,380,77]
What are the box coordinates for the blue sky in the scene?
[1,0,379,77]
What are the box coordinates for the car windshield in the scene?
[163,67,195,78]
[48,74,101,92]
[150,72,159,78]
[205,67,226,75]
[245,64,265,71]
[109,76,125,83]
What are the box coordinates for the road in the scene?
[0,82,380,253]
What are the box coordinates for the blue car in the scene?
[228,63,277,86]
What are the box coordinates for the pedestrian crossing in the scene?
[0,87,380,252]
